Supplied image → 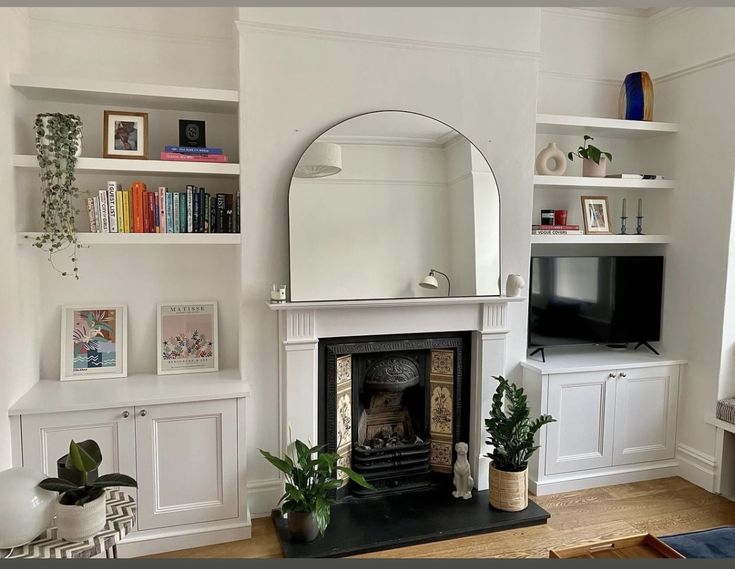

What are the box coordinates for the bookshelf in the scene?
[530,234,671,245]
[536,113,679,138]
[14,155,240,177]
[17,232,242,245]
[534,175,674,190]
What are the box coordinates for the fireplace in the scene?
[319,333,471,499]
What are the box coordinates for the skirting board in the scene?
[676,443,717,493]
[248,478,284,517]
[530,460,679,495]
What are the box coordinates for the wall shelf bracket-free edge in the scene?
[530,235,671,245]
[17,232,241,245]
[534,176,675,190]
[536,114,679,138]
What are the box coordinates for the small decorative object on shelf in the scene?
[38,440,137,542]
[103,110,148,159]
[580,195,612,235]
[452,442,473,500]
[61,304,127,381]
[567,135,612,178]
[0,467,55,548]
[535,142,566,176]
[554,209,568,226]
[157,301,218,375]
[619,71,654,121]
[179,119,206,147]
[636,197,645,235]
[540,209,555,225]
[270,284,288,303]
[619,197,628,235]
[31,113,83,279]
[505,274,525,298]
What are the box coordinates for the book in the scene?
[132,181,146,233]
[179,192,187,233]
[173,192,180,233]
[98,189,110,233]
[154,194,160,233]
[116,189,124,233]
[186,185,194,233]
[159,151,229,163]
[532,224,580,230]
[164,145,224,155]
[199,188,206,233]
[93,196,101,233]
[166,191,174,233]
[225,193,234,233]
[192,187,200,233]
[210,194,218,233]
[86,197,97,233]
[532,229,583,235]
[605,174,665,179]
[120,190,129,233]
[106,181,119,233]
[158,187,167,233]
[216,193,226,234]
[147,191,156,233]
[235,191,240,233]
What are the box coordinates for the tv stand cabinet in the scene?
[521,346,686,495]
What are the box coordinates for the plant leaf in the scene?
[69,439,100,473]
[260,449,294,477]
[38,477,83,494]
[90,473,138,488]
[336,467,374,490]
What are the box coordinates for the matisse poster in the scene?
[157,301,218,375]
[61,304,127,381]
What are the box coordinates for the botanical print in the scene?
[430,385,453,434]
[72,310,116,371]
[158,302,217,374]
[337,392,352,448]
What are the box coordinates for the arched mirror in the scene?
[288,111,501,302]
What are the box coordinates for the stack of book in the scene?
[532,224,582,235]
[160,146,229,163]
[86,181,240,234]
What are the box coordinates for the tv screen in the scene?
[528,256,664,348]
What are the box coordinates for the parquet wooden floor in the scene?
[146,477,735,558]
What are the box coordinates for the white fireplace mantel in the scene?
[268,296,524,490]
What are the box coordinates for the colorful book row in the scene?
[86,181,240,234]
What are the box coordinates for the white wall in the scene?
[0,8,33,470]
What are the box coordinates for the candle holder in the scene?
[636,215,645,235]
[618,216,628,235]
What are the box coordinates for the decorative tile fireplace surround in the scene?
[269,296,522,491]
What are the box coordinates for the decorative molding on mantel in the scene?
[235,19,541,61]
[268,296,523,311]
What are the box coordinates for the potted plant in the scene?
[260,440,373,542]
[28,113,83,279]
[567,135,612,177]
[39,440,137,541]
[485,376,555,512]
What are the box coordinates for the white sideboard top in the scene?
[521,345,686,375]
[9,370,249,416]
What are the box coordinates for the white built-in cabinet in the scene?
[9,374,250,557]
[521,347,685,495]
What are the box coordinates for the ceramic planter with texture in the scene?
[55,492,106,542]
[488,464,528,512]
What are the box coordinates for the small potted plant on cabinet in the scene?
[39,440,137,541]
[260,440,373,542]
[567,135,613,177]
[485,376,555,512]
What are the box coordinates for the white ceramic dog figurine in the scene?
[452,442,473,499]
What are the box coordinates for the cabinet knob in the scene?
[619,372,627,378]
[608,373,616,379]
[122,410,130,418]
[140,409,148,417]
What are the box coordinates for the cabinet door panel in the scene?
[545,371,615,475]
[20,408,136,479]
[135,399,239,530]
[613,365,679,465]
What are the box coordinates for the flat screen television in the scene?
[528,256,664,350]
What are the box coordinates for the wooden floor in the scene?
[147,477,735,558]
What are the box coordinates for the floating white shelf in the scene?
[10,73,238,113]
[536,113,679,138]
[18,232,241,245]
[14,155,239,177]
[534,175,675,190]
[531,234,671,245]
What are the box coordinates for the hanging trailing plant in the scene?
[30,113,83,279]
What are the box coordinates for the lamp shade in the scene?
[419,274,439,289]
[294,142,342,178]
[0,467,55,548]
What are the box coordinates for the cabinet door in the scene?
[545,370,616,475]
[134,399,239,530]
[20,407,137,481]
[613,365,679,465]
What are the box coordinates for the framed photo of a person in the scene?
[157,301,218,375]
[60,304,127,381]
[103,110,148,159]
[580,196,612,235]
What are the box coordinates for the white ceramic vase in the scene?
[0,467,55,548]
[55,493,106,542]
[582,156,607,177]
[505,274,525,298]
[535,142,567,176]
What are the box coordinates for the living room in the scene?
[1,4,734,561]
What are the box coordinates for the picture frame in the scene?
[580,195,612,235]
[157,301,219,375]
[103,110,149,159]
[60,304,127,381]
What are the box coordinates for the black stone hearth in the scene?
[272,489,550,558]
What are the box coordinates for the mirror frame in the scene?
[287,109,503,303]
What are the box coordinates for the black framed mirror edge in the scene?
[286,109,503,304]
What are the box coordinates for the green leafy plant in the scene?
[29,113,83,279]
[260,440,373,535]
[485,376,555,472]
[567,135,612,165]
[39,439,137,506]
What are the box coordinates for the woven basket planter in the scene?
[488,464,528,512]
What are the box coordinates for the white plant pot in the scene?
[55,493,106,542]
[39,116,82,158]
[582,156,607,177]
[505,274,525,298]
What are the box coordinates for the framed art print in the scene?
[157,301,218,375]
[61,304,127,381]
[580,195,612,235]
[103,110,149,159]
